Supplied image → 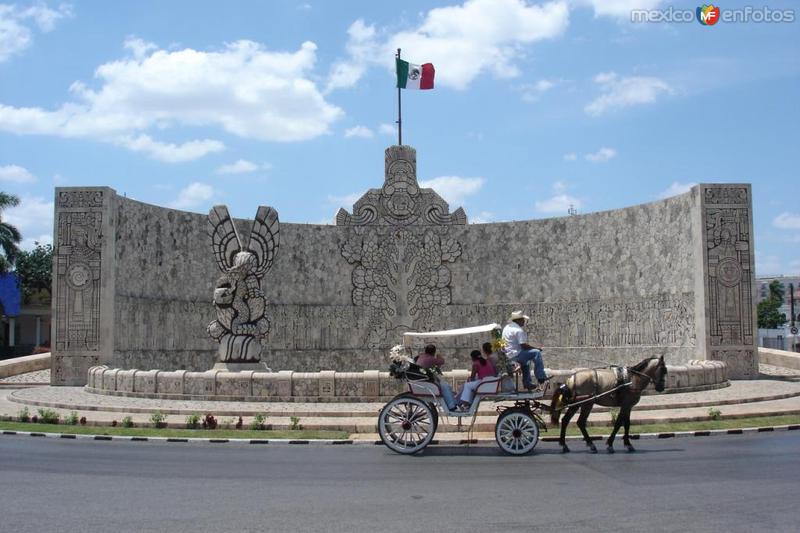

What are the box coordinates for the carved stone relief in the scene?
[702,186,758,378]
[207,205,280,365]
[54,204,104,352]
[337,146,466,346]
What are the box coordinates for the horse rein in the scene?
[626,359,665,392]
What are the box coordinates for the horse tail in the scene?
[551,385,566,425]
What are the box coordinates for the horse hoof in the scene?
[589,446,597,454]
[625,445,636,453]
[561,446,570,453]
[607,446,615,454]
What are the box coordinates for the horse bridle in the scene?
[626,358,665,391]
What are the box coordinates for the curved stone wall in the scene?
[50,146,759,384]
[85,361,728,402]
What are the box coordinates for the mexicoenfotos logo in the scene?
[697,4,721,25]
[631,5,795,24]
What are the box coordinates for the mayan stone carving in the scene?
[54,192,104,352]
[337,146,466,346]
[702,185,758,378]
[207,205,280,364]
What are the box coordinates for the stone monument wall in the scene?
[50,146,758,384]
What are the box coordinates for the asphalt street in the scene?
[0,433,798,533]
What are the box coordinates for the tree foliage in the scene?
[758,280,787,329]
[15,242,53,304]
[0,191,21,274]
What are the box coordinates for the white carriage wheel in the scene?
[378,396,436,455]
[495,409,540,455]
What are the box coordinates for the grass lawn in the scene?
[0,421,349,440]
[543,414,800,437]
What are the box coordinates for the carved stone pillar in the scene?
[697,184,758,379]
[51,187,117,385]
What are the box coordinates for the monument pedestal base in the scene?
[213,362,272,372]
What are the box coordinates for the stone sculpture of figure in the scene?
[207,205,280,365]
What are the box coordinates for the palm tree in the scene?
[0,192,21,274]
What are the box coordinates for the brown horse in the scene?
[550,356,667,453]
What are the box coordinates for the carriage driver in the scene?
[502,311,550,391]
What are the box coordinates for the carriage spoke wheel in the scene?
[378,396,436,455]
[495,409,540,455]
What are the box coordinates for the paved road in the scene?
[1,434,798,532]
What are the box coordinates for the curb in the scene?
[2,425,798,446]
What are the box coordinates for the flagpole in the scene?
[396,48,402,146]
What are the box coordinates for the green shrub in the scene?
[608,407,620,426]
[708,407,722,421]
[250,413,267,430]
[121,416,134,428]
[37,408,60,424]
[185,413,201,429]
[65,411,79,425]
[149,411,166,428]
[17,407,30,423]
[290,416,302,431]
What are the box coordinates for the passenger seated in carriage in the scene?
[415,344,458,411]
[456,348,498,409]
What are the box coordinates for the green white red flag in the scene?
[396,58,435,90]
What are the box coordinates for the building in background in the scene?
[756,275,799,352]
[0,273,51,359]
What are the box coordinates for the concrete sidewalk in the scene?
[2,367,800,438]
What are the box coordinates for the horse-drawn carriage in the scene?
[377,323,668,456]
[377,324,550,455]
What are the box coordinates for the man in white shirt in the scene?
[502,310,549,391]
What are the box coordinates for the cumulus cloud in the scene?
[0,164,36,182]
[774,213,800,230]
[169,182,216,210]
[470,211,496,224]
[585,71,671,115]
[563,153,577,162]
[585,147,617,163]
[657,181,697,199]
[418,176,485,206]
[535,181,581,214]
[344,125,374,138]
[329,0,569,91]
[328,191,366,207]
[379,123,397,136]
[519,78,560,102]
[755,252,783,277]
[4,196,54,250]
[216,159,263,175]
[0,2,71,62]
[0,38,343,161]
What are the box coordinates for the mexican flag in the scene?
[396,58,435,90]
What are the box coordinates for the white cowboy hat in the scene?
[509,310,529,321]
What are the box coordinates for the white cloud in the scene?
[563,153,577,161]
[657,181,696,199]
[418,176,484,206]
[379,123,397,136]
[585,147,617,163]
[585,71,671,115]
[169,182,216,210]
[328,191,366,207]
[470,211,495,224]
[535,181,581,214]
[116,134,224,163]
[0,3,71,62]
[519,78,560,102]
[344,125,374,138]
[216,159,261,175]
[0,164,36,183]
[331,0,569,91]
[4,196,53,250]
[774,213,800,230]
[0,38,343,161]
[577,0,664,18]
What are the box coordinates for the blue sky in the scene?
[0,0,798,276]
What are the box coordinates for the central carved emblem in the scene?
[207,205,280,364]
